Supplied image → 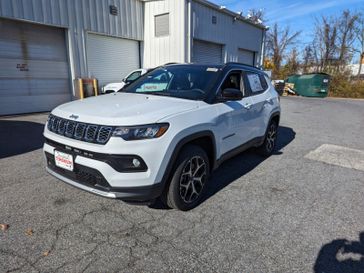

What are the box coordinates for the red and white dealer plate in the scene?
[54,150,74,171]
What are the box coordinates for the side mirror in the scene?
[219,88,242,101]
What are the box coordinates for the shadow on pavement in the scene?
[150,126,296,209]
[314,232,364,273]
[0,120,45,159]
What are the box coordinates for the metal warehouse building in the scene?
[0,0,266,115]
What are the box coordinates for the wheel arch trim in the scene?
[160,130,217,191]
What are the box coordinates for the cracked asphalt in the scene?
[1,97,364,273]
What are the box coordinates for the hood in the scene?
[52,93,200,126]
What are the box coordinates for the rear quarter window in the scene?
[246,72,268,94]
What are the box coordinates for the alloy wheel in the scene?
[266,123,277,152]
[179,156,207,204]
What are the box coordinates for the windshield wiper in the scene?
[146,91,171,96]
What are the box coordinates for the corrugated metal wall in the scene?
[143,0,186,68]
[0,0,144,93]
[192,1,264,65]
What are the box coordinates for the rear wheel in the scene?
[257,120,278,156]
[165,145,210,211]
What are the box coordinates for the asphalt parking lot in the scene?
[1,97,363,273]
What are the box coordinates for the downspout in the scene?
[186,0,192,63]
[260,26,268,68]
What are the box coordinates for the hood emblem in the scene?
[69,114,79,120]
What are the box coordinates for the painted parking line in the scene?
[305,144,364,172]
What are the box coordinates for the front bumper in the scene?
[43,138,164,201]
[46,167,162,201]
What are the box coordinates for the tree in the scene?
[355,13,364,77]
[285,48,300,75]
[302,45,315,73]
[313,15,338,72]
[266,23,301,78]
[246,9,265,24]
[337,10,360,69]
[313,11,360,73]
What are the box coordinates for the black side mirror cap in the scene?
[218,88,243,102]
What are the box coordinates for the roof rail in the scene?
[224,62,262,70]
[163,62,180,66]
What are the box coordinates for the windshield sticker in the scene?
[206,67,218,72]
[136,83,168,92]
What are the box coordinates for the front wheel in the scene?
[257,120,278,156]
[165,145,210,211]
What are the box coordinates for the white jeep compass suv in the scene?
[44,63,280,210]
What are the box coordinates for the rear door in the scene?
[244,71,271,137]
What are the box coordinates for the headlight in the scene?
[112,123,169,140]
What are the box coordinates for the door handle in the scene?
[243,103,252,110]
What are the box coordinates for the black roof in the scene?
[162,62,263,73]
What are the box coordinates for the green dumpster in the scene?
[286,73,330,97]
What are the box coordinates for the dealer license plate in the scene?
[54,150,74,171]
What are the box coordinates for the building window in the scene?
[155,13,169,37]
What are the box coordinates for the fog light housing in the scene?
[104,155,147,172]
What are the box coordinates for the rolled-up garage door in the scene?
[86,33,140,86]
[192,40,223,64]
[0,18,71,116]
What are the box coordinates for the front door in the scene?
[215,70,255,157]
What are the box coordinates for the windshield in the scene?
[121,66,221,101]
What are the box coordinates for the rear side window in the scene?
[246,72,268,94]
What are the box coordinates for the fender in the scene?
[159,130,217,189]
[269,111,280,125]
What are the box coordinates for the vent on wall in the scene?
[212,16,217,24]
[109,5,118,15]
[155,13,169,37]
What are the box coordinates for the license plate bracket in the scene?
[54,150,74,171]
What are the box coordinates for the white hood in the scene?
[52,93,200,126]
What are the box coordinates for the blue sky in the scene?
[210,0,364,54]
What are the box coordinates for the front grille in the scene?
[97,127,113,144]
[47,114,113,145]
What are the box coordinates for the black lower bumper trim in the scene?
[45,152,163,202]
[45,138,148,172]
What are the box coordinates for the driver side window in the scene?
[220,71,245,96]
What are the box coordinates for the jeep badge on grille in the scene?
[69,114,79,120]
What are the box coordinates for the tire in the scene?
[257,120,278,156]
[165,145,210,211]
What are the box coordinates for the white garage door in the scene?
[238,49,255,66]
[0,19,71,116]
[192,40,223,64]
[87,33,140,86]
